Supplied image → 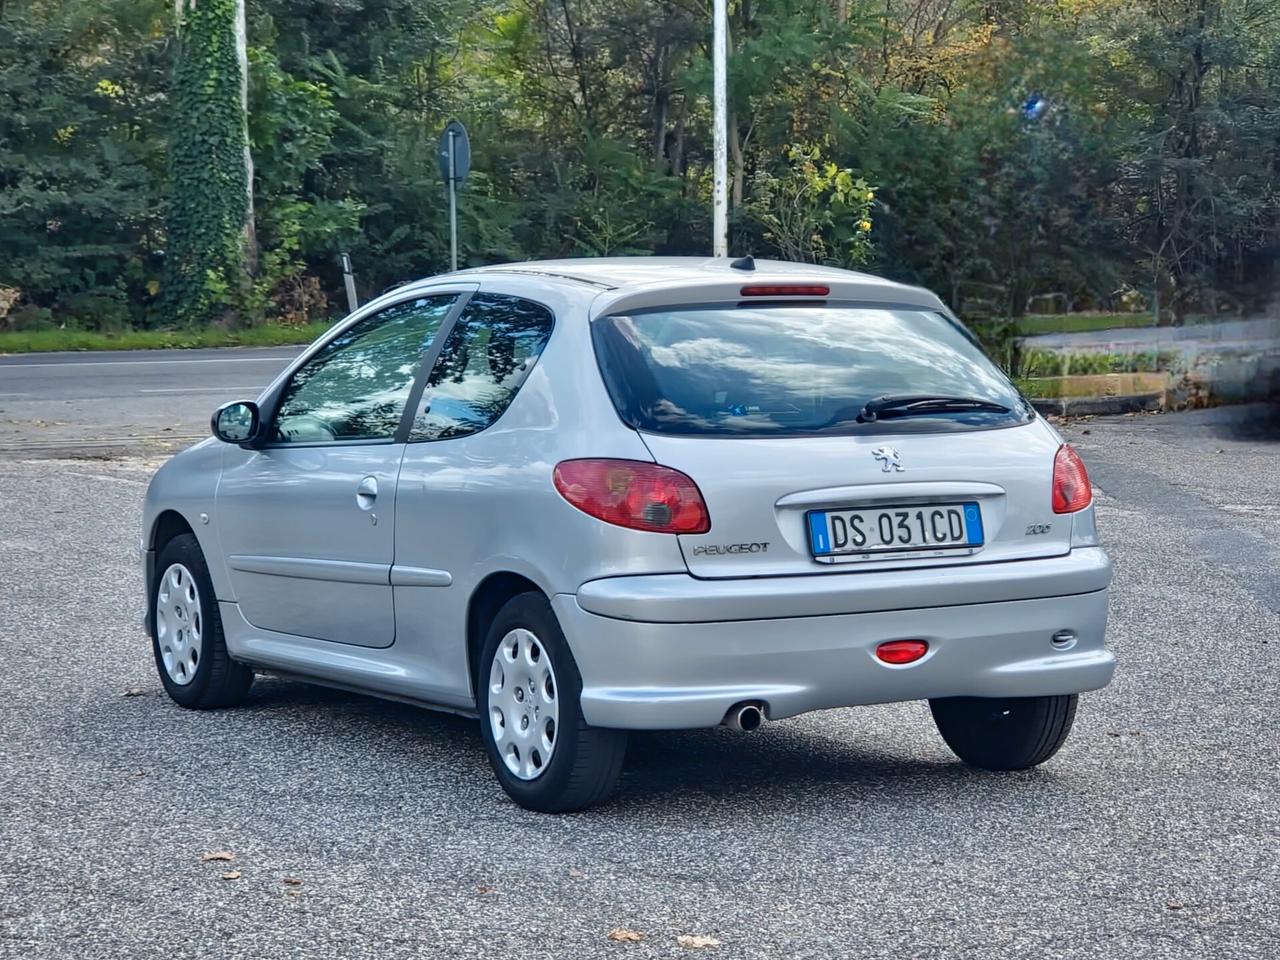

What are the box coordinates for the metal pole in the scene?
[448,130,458,272]
[340,252,359,313]
[711,0,728,257]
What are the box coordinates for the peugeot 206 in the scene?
[142,258,1115,811]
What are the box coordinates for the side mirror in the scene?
[211,401,260,445]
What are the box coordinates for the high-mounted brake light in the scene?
[553,459,711,534]
[739,284,830,297]
[1052,444,1092,514]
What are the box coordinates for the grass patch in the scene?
[1018,348,1178,378]
[1014,313,1156,336]
[0,322,333,354]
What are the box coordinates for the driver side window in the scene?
[271,295,456,444]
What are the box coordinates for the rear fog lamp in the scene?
[876,640,929,665]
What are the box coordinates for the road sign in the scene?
[439,120,470,272]
[438,120,471,185]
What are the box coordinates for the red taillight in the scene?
[1052,443,1092,514]
[739,284,830,297]
[876,640,929,665]
[553,459,711,534]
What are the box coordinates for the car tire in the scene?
[929,694,1078,770]
[477,592,627,812]
[151,533,254,709]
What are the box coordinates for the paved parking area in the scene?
[0,406,1277,959]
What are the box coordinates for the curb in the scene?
[1031,392,1164,417]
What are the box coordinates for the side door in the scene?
[216,290,470,648]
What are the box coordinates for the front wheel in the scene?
[151,534,254,709]
[477,592,627,812]
[929,694,1078,770]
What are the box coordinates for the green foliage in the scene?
[2,0,1279,333]
[165,0,253,327]
[0,321,332,354]
[0,1,168,329]
[1019,348,1178,378]
[747,145,876,266]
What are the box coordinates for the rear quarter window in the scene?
[591,303,1032,437]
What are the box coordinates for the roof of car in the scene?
[453,257,913,293]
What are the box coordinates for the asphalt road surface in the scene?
[1,404,1277,959]
[0,346,301,456]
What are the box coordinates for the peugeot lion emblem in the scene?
[872,446,905,472]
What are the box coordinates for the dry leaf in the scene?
[200,851,235,862]
[282,878,303,886]
[607,928,645,943]
[677,935,721,949]
[568,868,585,879]
[122,688,147,697]
[220,871,242,881]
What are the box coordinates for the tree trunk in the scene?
[729,111,745,209]
[166,0,258,325]
[233,0,257,275]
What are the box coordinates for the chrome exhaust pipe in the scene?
[723,702,764,732]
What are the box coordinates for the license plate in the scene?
[807,502,984,561]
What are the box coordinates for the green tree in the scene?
[165,0,256,326]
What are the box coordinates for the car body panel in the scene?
[641,418,1074,579]
[555,588,1113,729]
[216,442,404,647]
[576,546,1111,623]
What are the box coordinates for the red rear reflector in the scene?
[876,640,929,665]
[1052,444,1092,514]
[553,459,711,534]
[740,284,830,297]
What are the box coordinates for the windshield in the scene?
[591,304,1032,437]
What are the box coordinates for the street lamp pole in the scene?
[711,0,728,257]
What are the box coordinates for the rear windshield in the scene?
[591,304,1032,437]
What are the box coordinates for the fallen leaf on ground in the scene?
[676,935,721,949]
[607,928,645,942]
[568,868,585,878]
[282,878,302,886]
[200,851,235,862]
[122,688,147,697]
[219,871,242,881]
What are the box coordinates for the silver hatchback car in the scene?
[142,257,1114,811]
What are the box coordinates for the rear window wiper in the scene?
[856,394,1012,423]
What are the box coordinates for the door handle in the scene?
[356,476,378,510]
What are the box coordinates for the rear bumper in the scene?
[576,547,1111,622]
[554,550,1114,730]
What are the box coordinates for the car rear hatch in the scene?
[641,424,1068,578]
[590,294,1072,579]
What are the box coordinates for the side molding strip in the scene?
[227,555,389,585]
[389,565,453,587]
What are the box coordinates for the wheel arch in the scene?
[150,509,196,553]
[466,571,546,699]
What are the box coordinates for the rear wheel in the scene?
[929,694,1077,770]
[477,592,627,812]
[151,534,254,709]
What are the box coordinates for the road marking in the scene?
[138,387,244,395]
